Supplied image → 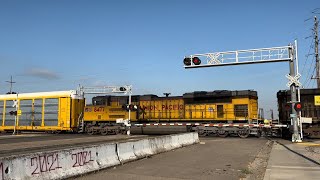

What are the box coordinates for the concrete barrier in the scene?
[117,141,137,163]
[0,132,199,180]
[132,139,153,158]
[96,143,120,168]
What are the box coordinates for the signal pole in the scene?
[314,16,320,88]
[5,76,16,94]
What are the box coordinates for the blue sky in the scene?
[0,0,319,117]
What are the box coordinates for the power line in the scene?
[307,67,316,88]
[303,56,315,87]
[300,41,314,76]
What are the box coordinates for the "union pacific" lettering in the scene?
[142,105,184,111]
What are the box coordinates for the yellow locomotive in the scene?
[81,90,259,136]
[86,90,258,123]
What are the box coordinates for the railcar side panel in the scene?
[0,91,84,132]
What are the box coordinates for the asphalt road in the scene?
[76,137,268,180]
[0,133,148,157]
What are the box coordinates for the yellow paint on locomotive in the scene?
[83,105,137,122]
[139,96,258,121]
[139,98,185,120]
[0,91,84,132]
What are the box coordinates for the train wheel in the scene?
[238,129,250,138]
[198,129,207,137]
[100,129,108,136]
[87,128,94,135]
[256,130,262,138]
[218,130,228,138]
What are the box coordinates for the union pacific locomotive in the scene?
[88,90,258,123]
[83,90,260,136]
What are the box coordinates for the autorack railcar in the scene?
[0,91,84,133]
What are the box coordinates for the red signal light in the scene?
[284,104,290,110]
[294,103,302,111]
[192,57,201,65]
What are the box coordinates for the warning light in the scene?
[294,103,302,111]
[183,58,191,66]
[119,87,126,91]
[284,104,290,110]
[129,104,138,111]
[192,57,201,65]
[9,111,17,116]
[122,104,138,111]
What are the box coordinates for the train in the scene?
[0,91,84,133]
[0,89,288,138]
[85,90,263,137]
[277,88,320,138]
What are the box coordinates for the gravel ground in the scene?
[244,140,274,180]
[303,146,320,164]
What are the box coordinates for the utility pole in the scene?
[314,16,320,88]
[5,75,16,94]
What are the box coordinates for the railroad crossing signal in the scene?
[192,57,201,65]
[122,104,138,111]
[183,57,201,66]
[286,73,301,87]
[183,40,303,143]
[12,100,18,108]
[119,87,126,91]
[183,58,191,66]
[9,111,17,116]
[294,103,302,112]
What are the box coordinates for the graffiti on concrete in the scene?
[72,150,94,167]
[31,153,62,175]
[0,162,3,180]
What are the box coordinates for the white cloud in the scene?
[24,68,60,80]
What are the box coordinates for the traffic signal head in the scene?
[119,87,126,91]
[192,57,201,65]
[284,104,290,110]
[9,111,17,116]
[183,57,191,66]
[294,103,302,111]
[128,104,138,111]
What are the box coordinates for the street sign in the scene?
[12,100,18,108]
[315,96,320,106]
[286,73,302,87]
[17,110,22,116]
[290,114,297,118]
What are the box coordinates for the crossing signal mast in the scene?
[183,40,302,142]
